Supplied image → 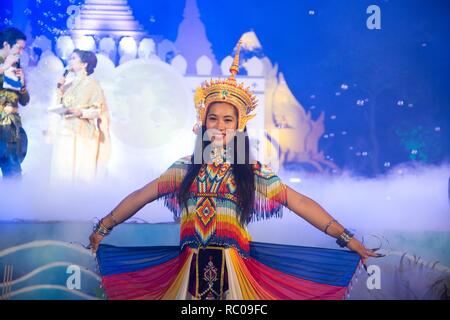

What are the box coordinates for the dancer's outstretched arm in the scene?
[285,185,379,264]
[89,178,159,253]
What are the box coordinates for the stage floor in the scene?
[1,221,449,300]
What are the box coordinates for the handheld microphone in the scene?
[15,58,22,83]
[57,68,70,89]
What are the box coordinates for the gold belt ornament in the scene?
[0,106,21,128]
[0,105,19,114]
[192,246,225,254]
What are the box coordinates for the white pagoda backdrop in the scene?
[19,0,334,185]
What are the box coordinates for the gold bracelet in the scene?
[323,219,337,235]
[99,220,112,231]
[94,220,111,236]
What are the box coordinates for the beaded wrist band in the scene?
[336,229,354,248]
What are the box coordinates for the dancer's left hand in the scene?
[347,239,381,265]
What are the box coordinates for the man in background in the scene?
[0,27,30,179]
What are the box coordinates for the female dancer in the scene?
[89,42,378,300]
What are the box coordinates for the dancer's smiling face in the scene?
[205,102,238,146]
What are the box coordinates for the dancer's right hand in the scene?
[89,231,104,254]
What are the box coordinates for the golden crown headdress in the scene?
[193,40,258,133]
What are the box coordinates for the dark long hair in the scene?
[73,49,97,75]
[178,119,256,226]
